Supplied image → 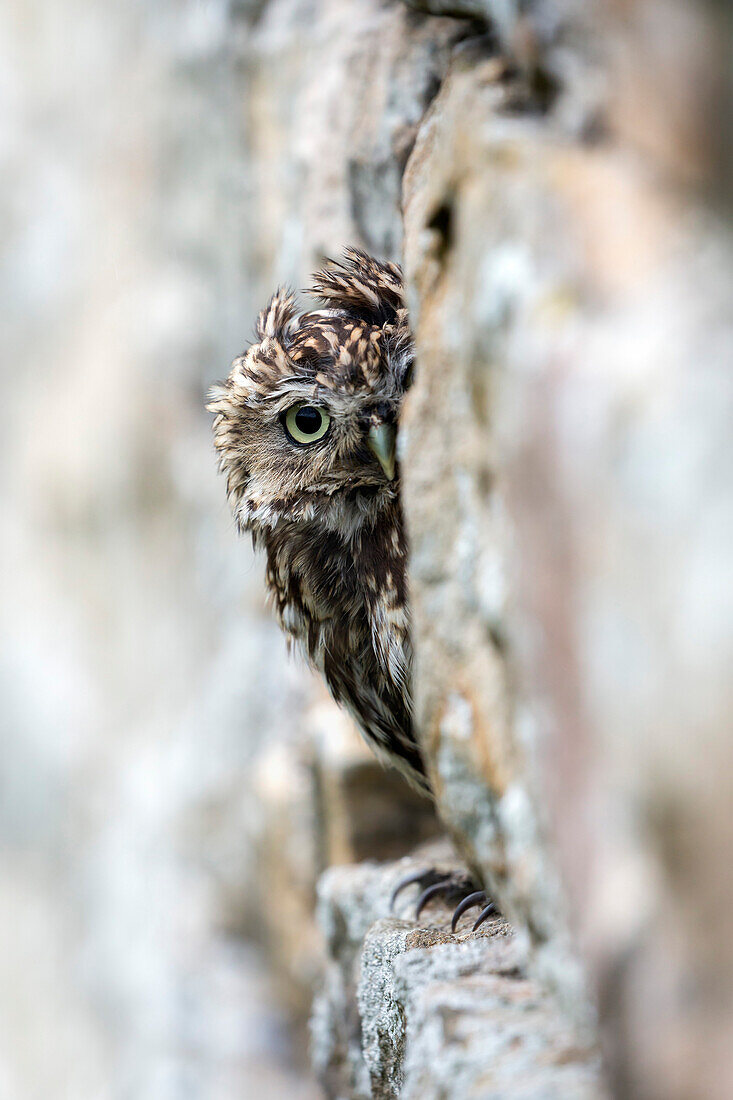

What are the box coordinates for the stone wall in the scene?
[235,1,733,1096]
[402,4,733,1098]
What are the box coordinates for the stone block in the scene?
[312,853,605,1099]
[402,8,733,1095]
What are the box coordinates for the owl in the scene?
[209,249,495,931]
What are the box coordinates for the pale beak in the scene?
[367,422,397,480]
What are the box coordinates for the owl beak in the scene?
[368,422,397,480]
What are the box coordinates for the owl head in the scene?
[208,249,413,537]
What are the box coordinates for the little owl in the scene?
[209,249,495,931]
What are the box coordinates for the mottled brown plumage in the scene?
[208,249,428,793]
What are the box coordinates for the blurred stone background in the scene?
[2,1,732,1099]
[1,2,319,1096]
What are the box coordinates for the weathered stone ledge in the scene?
[311,845,606,1099]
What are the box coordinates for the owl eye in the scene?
[283,403,331,445]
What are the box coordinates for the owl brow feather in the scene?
[256,286,297,341]
[310,249,405,326]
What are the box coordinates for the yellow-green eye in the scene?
[283,403,331,445]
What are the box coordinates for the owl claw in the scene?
[390,868,449,912]
[390,867,499,933]
[471,901,498,932]
[450,890,488,933]
[415,878,455,920]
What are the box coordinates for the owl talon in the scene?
[450,890,488,933]
[390,868,449,912]
[390,867,498,932]
[415,878,455,920]
[471,901,497,932]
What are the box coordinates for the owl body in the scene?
[209,251,429,795]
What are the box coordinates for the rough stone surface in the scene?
[396,940,603,1100]
[312,853,605,1099]
[252,696,439,1016]
[402,47,586,1015]
[311,842,465,1097]
[236,0,474,304]
[402,3,733,1097]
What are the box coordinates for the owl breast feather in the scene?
[261,508,428,795]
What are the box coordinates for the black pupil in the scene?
[294,406,322,435]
